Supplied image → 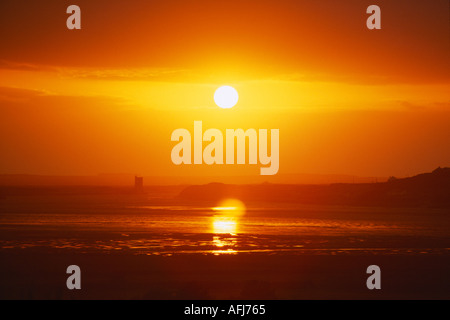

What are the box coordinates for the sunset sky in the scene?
[0,0,449,181]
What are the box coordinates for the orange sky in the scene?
[0,0,449,181]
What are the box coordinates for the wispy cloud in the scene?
[0,60,194,82]
[0,86,47,103]
[395,100,450,111]
[58,67,193,82]
[0,85,133,111]
[0,60,55,72]
[2,59,448,86]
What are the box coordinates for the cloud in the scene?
[1,56,449,86]
[0,59,199,83]
[0,86,46,103]
[395,101,450,111]
[0,85,131,111]
[0,60,55,72]
[58,67,193,82]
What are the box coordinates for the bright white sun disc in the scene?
[214,86,238,109]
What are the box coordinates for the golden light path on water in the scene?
[211,199,245,255]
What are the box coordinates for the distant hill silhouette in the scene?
[0,173,385,186]
[177,167,450,208]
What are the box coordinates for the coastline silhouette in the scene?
[177,167,450,208]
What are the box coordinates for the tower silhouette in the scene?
[134,176,143,191]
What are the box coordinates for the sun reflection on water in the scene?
[211,199,245,255]
[213,218,237,235]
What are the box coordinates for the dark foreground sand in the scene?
[1,249,449,300]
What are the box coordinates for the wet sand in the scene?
[1,248,449,300]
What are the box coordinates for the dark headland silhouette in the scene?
[0,168,448,208]
[177,167,450,208]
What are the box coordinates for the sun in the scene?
[214,86,239,109]
[212,199,246,217]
